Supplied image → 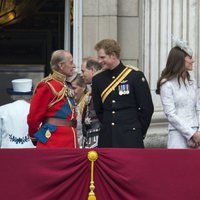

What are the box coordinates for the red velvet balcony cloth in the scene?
[0,148,200,200]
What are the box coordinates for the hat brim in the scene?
[7,88,33,95]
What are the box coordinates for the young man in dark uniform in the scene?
[92,39,154,148]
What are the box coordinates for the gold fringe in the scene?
[88,151,98,200]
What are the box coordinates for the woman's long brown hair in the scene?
[156,47,190,94]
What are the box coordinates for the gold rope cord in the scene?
[88,150,98,200]
[46,82,66,108]
[46,81,76,119]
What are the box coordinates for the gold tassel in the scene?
[88,150,98,200]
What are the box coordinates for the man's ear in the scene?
[91,67,96,74]
[111,52,116,58]
[58,63,63,70]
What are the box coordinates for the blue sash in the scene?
[34,123,57,144]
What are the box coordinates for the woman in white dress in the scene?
[156,39,200,148]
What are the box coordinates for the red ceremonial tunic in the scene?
[28,71,78,148]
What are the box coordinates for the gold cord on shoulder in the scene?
[41,74,53,83]
[46,82,66,108]
[39,70,75,110]
[126,65,139,71]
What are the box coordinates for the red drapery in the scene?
[1,148,200,200]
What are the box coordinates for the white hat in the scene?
[7,78,33,95]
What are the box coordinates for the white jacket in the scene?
[160,77,200,141]
[0,100,35,148]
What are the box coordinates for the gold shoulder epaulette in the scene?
[126,65,139,71]
[41,74,53,83]
[93,69,104,77]
[32,74,53,94]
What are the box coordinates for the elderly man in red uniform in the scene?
[28,50,78,148]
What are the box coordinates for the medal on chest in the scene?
[118,83,130,95]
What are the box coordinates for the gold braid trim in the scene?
[46,82,66,108]
[41,70,66,83]
[39,70,68,108]
[33,74,53,94]
[126,65,139,71]
[51,70,66,82]
[37,70,74,109]
[41,74,53,83]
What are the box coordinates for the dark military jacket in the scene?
[92,62,154,148]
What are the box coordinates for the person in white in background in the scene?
[0,79,35,148]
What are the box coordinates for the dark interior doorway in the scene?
[0,0,73,105]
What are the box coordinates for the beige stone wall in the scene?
[82,0,139,66]
[117,0,139,66]
[83,0,117,58]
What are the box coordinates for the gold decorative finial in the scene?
[88,150,98,200]
[88,150,98,161]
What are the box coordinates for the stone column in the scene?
[64,0,71,51]
[73,0,83,71]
